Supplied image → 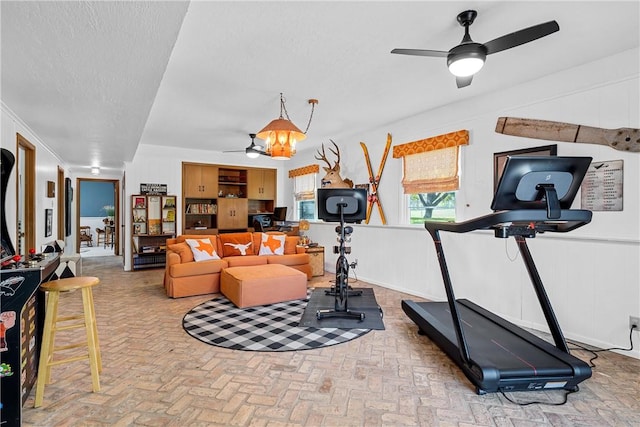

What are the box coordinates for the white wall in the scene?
[1,102,69,253]
[290,48,640,358]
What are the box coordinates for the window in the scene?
[289,165,319,220]
[392,130,468,224]
[293,173,317,220]
[298,200,316,220]
[408,192,456,224]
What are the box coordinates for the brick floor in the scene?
[20,256,640,426]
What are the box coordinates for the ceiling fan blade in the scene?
[247,146,270,157]
[456,75,473,88]
[225,133,269,156]
[484,20,559,55]
[391,48,448,58]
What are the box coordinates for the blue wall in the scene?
[80,181,114,217]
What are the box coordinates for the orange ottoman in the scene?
[220,264,307,308]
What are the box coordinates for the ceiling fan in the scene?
[224,133,269,158]
[391,10,559,88]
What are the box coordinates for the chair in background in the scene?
[80,226,93,247]
[252,219,264,232]
[95,228,106,247]
[252,214,273,232]
[105,225,114,248]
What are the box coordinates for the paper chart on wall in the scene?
[580,160,623,211]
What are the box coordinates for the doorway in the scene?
[16,134,35,255]
[76,178,120,257]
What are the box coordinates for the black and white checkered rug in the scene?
[182,290,370,352]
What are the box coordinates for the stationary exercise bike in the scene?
[316,188,367,322]
[323,225,362,298]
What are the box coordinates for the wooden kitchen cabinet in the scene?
[182,163,277,234]
[247,168,276,200]
[217,198,248,230]
[183,163,218,198]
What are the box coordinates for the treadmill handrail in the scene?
[424,209,592,234]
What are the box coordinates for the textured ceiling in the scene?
[2,1,639,173]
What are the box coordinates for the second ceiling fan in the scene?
[391,10,559,88]
[224,133,270,158]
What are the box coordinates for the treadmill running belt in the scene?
[402,299,591,393]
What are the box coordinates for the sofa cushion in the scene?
[174,234,217,245]
[170,259,227,278]
[284,236,299,254]
[186,238,221,262]
[168,242,194,263]
[224,255,267,268]
[265,253,310,266]
[258,233,286,255]
[219,232,255,257]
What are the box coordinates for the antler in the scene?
[315,143,333,170]
[315,140,342,171]
[328,140,340,170]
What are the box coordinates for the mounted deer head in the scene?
[315,140,353,188]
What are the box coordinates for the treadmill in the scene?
[402,156,594,394]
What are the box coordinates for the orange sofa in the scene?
[163,232,311,298]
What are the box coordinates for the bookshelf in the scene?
[131,194,176,270]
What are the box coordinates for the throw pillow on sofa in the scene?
[219,232,254,257]
[186,238,221,262]
[168,242,194,263]
[258,233,285,255]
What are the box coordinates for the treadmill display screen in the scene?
[491,156,592,212]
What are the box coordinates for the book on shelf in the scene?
[186,203,217,214]
[163,223,176,235]
[134,197,146,208]
[163,197,176,208]
[193,226,207,230]
[148,219,161,235]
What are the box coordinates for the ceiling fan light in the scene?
[447,43,486,77]
[448,56,484,77]
[245,149,260,159]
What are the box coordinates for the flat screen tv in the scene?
[490,156,592,218]
[317,188,367,223]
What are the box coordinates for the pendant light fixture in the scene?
[256,93,317,160]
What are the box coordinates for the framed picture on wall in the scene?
[45,209,53,237]
[65,178,72,237]
[493,144,557,191]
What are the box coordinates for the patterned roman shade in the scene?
[289,164,319,201]
[393,130,469,193]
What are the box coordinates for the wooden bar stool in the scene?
[34,276,102,407]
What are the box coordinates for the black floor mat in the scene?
[299,288,385,330]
